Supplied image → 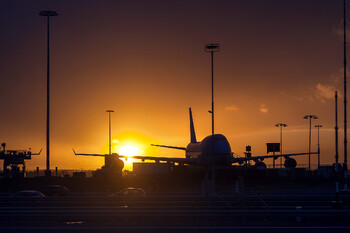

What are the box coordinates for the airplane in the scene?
[74,108,317,169]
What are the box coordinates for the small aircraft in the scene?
[74,108,317,169]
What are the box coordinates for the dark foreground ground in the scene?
[1,189,350,233]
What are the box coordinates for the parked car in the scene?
[11,190,46,199]
[39,185,69,197]
[110,187,147,197]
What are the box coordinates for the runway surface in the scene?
[1,190,349,233]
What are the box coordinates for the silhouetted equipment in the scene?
[244,146,252,166]
[0,143,41,178]
[303,114,318,171]
[267,143,280,169]
[73,149,124,177]
[266,143,280,154]
[39,10,58,177]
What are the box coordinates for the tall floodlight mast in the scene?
[343,0,348,191]
[205,44,220,136]
[315,124,323,167]
[106,110,114,155]
[39,10,58,177]
[275,123,287,168]
[303,115,318,171]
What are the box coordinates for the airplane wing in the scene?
[232,152,318,164]
[31,148,43,155]
[151,144,186,150]
[73,149,197,165]
[126,155,197,164]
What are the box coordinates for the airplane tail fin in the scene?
[189,107,197,143]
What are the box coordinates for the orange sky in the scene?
[0,0,348,170]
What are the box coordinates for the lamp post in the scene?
[205,43,220,136]
[106,110,114,155]
[275,123,287,168]
[343,0,348,191]
[39,10,58,177]
[303,115,318,171]
[315,124,322,168]
[204,43,220,196]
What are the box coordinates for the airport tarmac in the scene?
[1,191,350,233]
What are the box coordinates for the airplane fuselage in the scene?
[186,134,232,166]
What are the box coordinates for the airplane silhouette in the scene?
[74,108,317,169]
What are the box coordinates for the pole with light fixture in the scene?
[39,10,58,177]
[275,123,287,168]
[106,110,114,155]
[315,124,322,168]
[205,43,220,136]
[303,115,318,171]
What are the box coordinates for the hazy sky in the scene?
[0,0,347,170]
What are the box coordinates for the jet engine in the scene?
[254,161,266,169]
[284,158,297,168]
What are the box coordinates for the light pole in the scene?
[106,110,114,155]
[39,10,58,177]
[275,123,287,168]
[343,0,348,191]
[315,124,322,168]
[204,43,220,196]
[303,115,318,171]
[205,43,220,136]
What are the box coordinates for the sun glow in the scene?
[119,145,139,157]
[106,131,161,171]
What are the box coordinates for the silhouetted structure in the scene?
[205,43,220,136]
[343,0,348,191]
[39,10,58,177]
[303,114,318,171]
[106,109,114,166]
[0,143,41,178]
[315,124,322,167]
[275,123,287,168]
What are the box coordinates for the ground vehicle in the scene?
[110,187,147,197]
[11,190,46,198]
[39,185,69,196]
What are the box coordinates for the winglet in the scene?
[189,107,197,143]
[72,149,76,155]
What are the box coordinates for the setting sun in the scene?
[119,145,139,157]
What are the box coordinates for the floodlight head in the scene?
[205,43,220,52]
[106,110,114,113]
[39,10,58,17]
[303,114,318,120]
[276,123,288,127]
